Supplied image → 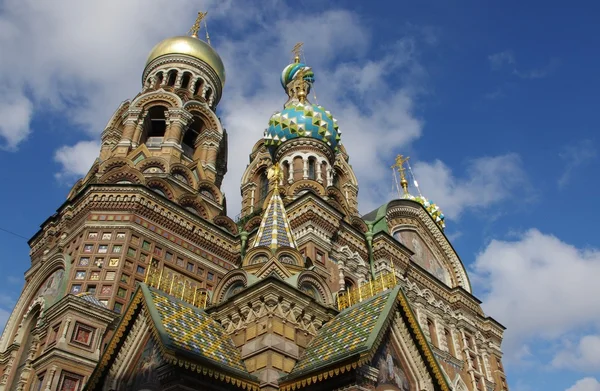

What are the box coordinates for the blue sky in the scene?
[0,1,599,390]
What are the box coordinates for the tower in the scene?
[0,16,509,391]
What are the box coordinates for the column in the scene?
[316,161,322,183]
[287,160,294,183]
[59,317,71,344]
[302,158,308,179]
[164,109,193,145]
[119,109,142,145]
[43,366,57,391]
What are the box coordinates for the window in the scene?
[259,169,269,203]
[427,318,438,347]
[445,328,455,356]
[58,372,83,391]
[100,286,112,295]
[181,72,191,89]
[70,284,82,294]
[316,251,324,263]
[102,233,112,240]
[36,373,45,391]
[207,272,214,281]
[112,245,122,253]
[127,247,136,257]
[113,302,123,314]
[471,354,480,371]
[78,257,90,266]
[308,158,316,180]
[142,240,151,251]
[90,271,100,281]
[98,245,108,254]
[108,258,119,267]
[136,266,145,275]
[83,244,93,253]
[75,271,86,280]
[466,333,474,350]
[105,271,116,281]
[71,322,95,347]
[186,262,194,272]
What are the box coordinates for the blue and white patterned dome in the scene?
[280,62,315,89]
[264,102,341,154]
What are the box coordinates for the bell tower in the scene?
[77,11,228,217]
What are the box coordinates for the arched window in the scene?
[259,170,269,205]
[445,328,455,356]
[205,88,213,102]
[141,106,167,145]
[167,70,177,87]
[193,79,204,96]
[154,72,164,88]
[180,72,192,89]
[13,308,40,386]
[344,278,354,290]
[308,158,316,180]
[282,161,290,183]
[150,187,166,197]
[182,116,204,158]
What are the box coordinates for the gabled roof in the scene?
[86,284,258,391]
[76,292,108,308]
[252,189,296,250]
[280,284,451,391]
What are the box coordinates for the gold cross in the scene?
[292,42,304,62]
[189,11,208,38]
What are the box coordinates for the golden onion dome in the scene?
[145,35,225,88]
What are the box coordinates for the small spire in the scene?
[392,154,410,197]
[189,11,208,38]
[253,163,297,252]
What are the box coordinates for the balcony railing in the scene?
[146,136,164,148]
[336,271,397,310]
[145,262,208,309]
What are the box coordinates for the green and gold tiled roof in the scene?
[146,287,248,373]
[289,286,400,377]
[252,188,296,250]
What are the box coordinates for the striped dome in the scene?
[280,62,315,89]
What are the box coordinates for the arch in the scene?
[140,105,168,144]
[146,179,175,200]
[297,271,333,305]
[0,254,67,351]
[170,164,196,188]
[192,78,204,96]
[99,156,133,175]
[166,69,177,87]
[178,195,210,220]
[213,270,249,304]
[205,87,213,103]
[182,115,204,158]
[307,157,316,180]
[243,215,262,233]
[197,180,222,204]
[180,72,192,89]
[257,168,269,207]
[213,215,239,235]
[102,100,131,133]
[183,102,222,133]
[287,180,326,198]
[100,166,145,185]
[137,156,168,174]
[154,71,164,88]
[242,248,271,267]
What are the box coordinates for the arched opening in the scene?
[258,169,269,207]
[141,106,167,146]
[300,283,321,303]
[166,70,177,87]
[150,186,166,197]
[333,170,340,188]
[224,282,245,300]
[293,156,303,181]
[205,88,213,103]
[180,72,192,89]
[182,116,204,158]
[308,157,316,180]
[445,328,455,356]
[344,278,355,291]
[427,318,438,347]
[154,72,164,89]
[281,161,290,183]
[193,79,204,96]
[13,308,40,388]
[321,161,328,184]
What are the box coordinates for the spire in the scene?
[252,163,297,251]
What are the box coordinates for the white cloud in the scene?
[54,140,100,180]
[488,50,515,70]
[0,93,33,150]
[558,139,597,188]
[411,153,527,219]
[553,335,600,372]
[473,229,600,363]
[566,378,600,391]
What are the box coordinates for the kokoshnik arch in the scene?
[0,12,509,391]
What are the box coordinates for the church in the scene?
[0,13,509,391]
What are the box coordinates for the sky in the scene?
[0,0,599,390]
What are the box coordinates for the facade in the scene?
[0,16,509,391]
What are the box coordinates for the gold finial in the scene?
[295,67,308,103]
[292,42,304,63]
[267,163,284,190]
[392,154,410,195]
[189,11,208,38]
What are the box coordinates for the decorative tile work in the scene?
[148,288,247,372]
[291,289,394,375]
[253,188,296,250]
